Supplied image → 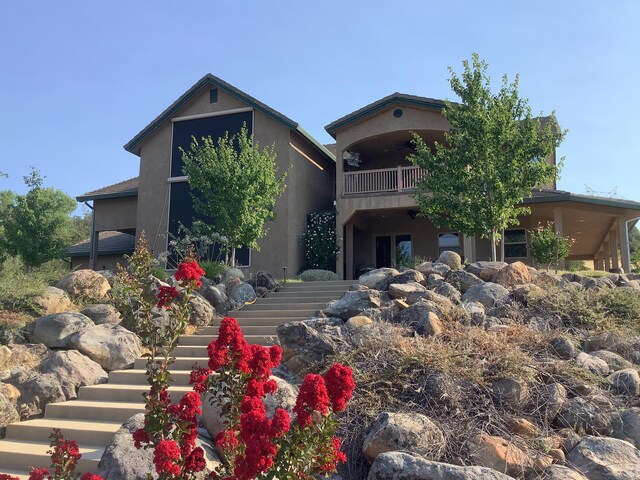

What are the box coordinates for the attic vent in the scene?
[393,108,403,118]
[209,88,218,104]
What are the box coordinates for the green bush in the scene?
[597,287,640,321]
[530,223,573,271]
[566,260,587,272]
[302,211,339,272]
[200,260,226,280]
[300,269,338,282]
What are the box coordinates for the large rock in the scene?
[188,293,214,326]
[550,336,577,359]
[80,304,122,325]
[33,286,73,314]
[536,466,588,480]
[466,433,535,477]
[221,267,244,287]
[492,261,531,287]
[437,251,462,270]
[592,351,633,371]
[256,271,277,291]
[576,352,610,376]
[1,344,49,371]
[6,369,66,417]
[540,383,567,422]
[69,325,141,371]
[416,262,451,278]
[0,392,19,428]
[98,414,155,479]
[381,270,425,289]
[461,283,510,309]
[445,270,483,293]
[567,436,640,480]
[277,320,341,374]
[556,397,614,435]
[608,369,640,396]
[397,299,444,328]
[38,350,107,399]
[359,268,399,289]
[492,378,529,408]
[324,290,381,320]
[368,452,513,480]
[31,312,95,348]
[465,261,508,281]
[57,269,111,300]
[0,346,11,370]
[585,332,622,353]
[228,282,257,308]
[433,281,462,303]
[388,282,428,304]
[362,412,446,462]
[611,408,640,448]
[200,285,228,315]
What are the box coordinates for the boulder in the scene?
[362,412,446,462]
[228,282,256,308]
[69,325,142,371]
[368,452,513,480]
[0,383,20,404]
[397,300,443,328]
[2,344,48,371]
[415,312,443,337]
[80,304,122,325]
[263,376,298,418]
[277,320,341,374]
[567,436,640,480]
[585,332,622,353]
[461,283,510,309]
[0,393,19,428]
[533,272,562,287]
[433,282,462,303]
[592,350,633,371]
[576,352,610,376]
[550,336,577,359]
[188,293,214,326]
[390,269,426,286]
[462,300,485,316]
[582,276,616,290]
[611,408,640,448]
[359,268,400,289]
[608,369,640,396]
[0,346,11,370]
[492,261,531,287]
[492,378,529,408]
[324,290,381,320]
[540,383,567,422]
[7,369,65,417]
[345,316,374,331]
[466,433,535,477]
[536,466,588,480]
[437,251,462,270]
[507,418,541,438]
[98,414,155,479]
[200,285,228,315]
[445,270,483,293]
[222,267,245,287]
[511,283,543,304]
[33,286,73,314]
[31,312,95,348]
[416,262,451,278]
[424,373,462,412]
[57,269,111,299]
[39,350,108,399]
[256,271,277,291]
[555,397,613,435]
[388,282,428,304]
[465,261,508,281]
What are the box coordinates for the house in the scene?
[72,76,640,277]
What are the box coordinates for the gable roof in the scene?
[124,73,335,162]
[325,92,447,137]
[77,177,139,202]
[67,231,136,257]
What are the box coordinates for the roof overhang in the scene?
[76,189,138,202]
[524,191,640,211]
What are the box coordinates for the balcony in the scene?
[343,165,426,195]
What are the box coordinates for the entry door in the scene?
[376,236,392,268]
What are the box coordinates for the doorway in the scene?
[376,236,392,268]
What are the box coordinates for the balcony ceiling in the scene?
[349,130,446,157]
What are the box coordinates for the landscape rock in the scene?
[7,369,65,417]
[567,436,640,480]
[0,346,11,370]
[362,412,446,462]
[98,414,155,479]
[368,451,513,480]
[2,344,48,371]
[550,336,577,359]
[200,285,228,315]
[540,383,567,422]
[585,332,622,352]
[416,262,451,278]
[424,373,462,412]
[533,272,562,287]
[608,368,640,396]
[576,352,610,376]
[461,283,510,309]
[445,270,483,293]
[433,281,462,303]
[33,286,73,314]
[465,261,508,281]
[277,320,340,374]
[397,300,443,328]
[359,268,399,289]
[492,378,529,408]
[0,393,19,428]
[188,293,214,326]
[592,350,633,371]
[437,250,462,270]
[388,282,428,304]
[387,269,425,287]
[556,397,613,435]
[467,433,534,477]
[69,324,142,371]
[511,283,543,304]
[80,304,122,325]
[263,376,298,417]
[536,466,588,480]
[255,271,277,291]
[415,311,443,337]
[462,300,485,316]
[0,383,20,404]
[31,312,95,348]
[228,282,256,308]
[324,290,381,320]
[39,350,108,399]
[345,315,374,331]
[611,408,640,448]
[222,267,244,287]
[508,418,541,438]
[57,269,111,299]
[492,261,531,287]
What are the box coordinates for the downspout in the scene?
[85,201,95,268]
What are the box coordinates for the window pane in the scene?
[505,244,527,258]
[439,233,459,248]
[504,230,526,244]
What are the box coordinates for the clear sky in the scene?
[0,1,638,209]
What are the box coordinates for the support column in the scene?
[463,235,476,263]
[90,231,100,270]
[345,222,354,281]
[603,241,611,272]
[594,251,604,271]
[618,216,631,273]
[610,229,620,271]
[336,225,345,280]
[553,209,564,236]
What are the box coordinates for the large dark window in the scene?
[168,111,253,266]
[504,229,527,258]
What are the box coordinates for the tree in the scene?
[0,168,76,267]
[69,208,93,245]
[181,125,287,266]
[630,226,640,272]
[529,223,573,272]
[409,53,566,261]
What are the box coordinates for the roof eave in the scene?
[523,192,640,211]
[295,126,336,162]
[76,190,138,202]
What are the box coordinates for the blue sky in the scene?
[0,1,638,210]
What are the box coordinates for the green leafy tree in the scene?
[0,168,76,267]
[181,125,287,266]
[529,223,573,272]
[69,208,93,245]
[630,226,640,272]
[409,53,566,261]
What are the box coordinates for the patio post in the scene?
[609,229,620,271]
[618,216,632,273]
[603,241,611,272]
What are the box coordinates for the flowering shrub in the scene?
[301,211,339,273]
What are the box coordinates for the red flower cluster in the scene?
[79,475,105,480]
[157,285,179,309]
[0,475,20,480]
[175,261,205,288]
[27,469,50,480]
[319,437,347,472]
[154,439,182,476]
[323,363,355,412]
[293,374,330,427]
[189,367,213,393]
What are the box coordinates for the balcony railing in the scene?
[343,165,426,195]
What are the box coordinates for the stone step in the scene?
[78,383,192,403]
[266,290,343,298]
[45,400,145,422]
[5,418,121,446]
[279,281,353,288]
[0,440,103,473]
[134,356,209,370]
[233,309,318,319]
[240,302,326,311]
[207,317,307,328]
[109,368,193,385]
[257,296,336,303]
[180,324,277,341]
[0,469,28,479]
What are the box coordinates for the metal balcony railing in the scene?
[343,165,426,195]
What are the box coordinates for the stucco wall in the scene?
[93,197,137,232]
[71,254,127,271]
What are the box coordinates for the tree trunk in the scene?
[230,247,236,268]
[500,229,505,262]
[490,228,497,262]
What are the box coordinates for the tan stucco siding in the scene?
[93,197,137,232]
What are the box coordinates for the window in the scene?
[209,88,218,103]
[504,229,527,258]
[438,233,460,255]
[395,234,412,268]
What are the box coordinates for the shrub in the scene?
[566,260,587,272]
[529,223,573,271]
[300,269,338,282]
[199,260,226,279]
[302,211,339,272]
[597,287,640,321]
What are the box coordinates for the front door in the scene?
[376,236,392,268]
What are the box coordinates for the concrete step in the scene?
[233,309,318,319]
[45,400,145,422]
[207,317,307,328]
[266,290,343,298]
[134,356,209,370]
[5,418,121,446]
[179,324,277,341]
[0,469,28,480]
[109,368,192,385]
[0,440,103,473]
[257,296,336,303]
[240,302,326,311]
[78,384,192,403]
[280,281,353,287]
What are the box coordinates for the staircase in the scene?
[0,280,353,478]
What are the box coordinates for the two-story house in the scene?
[71,75,640,277]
